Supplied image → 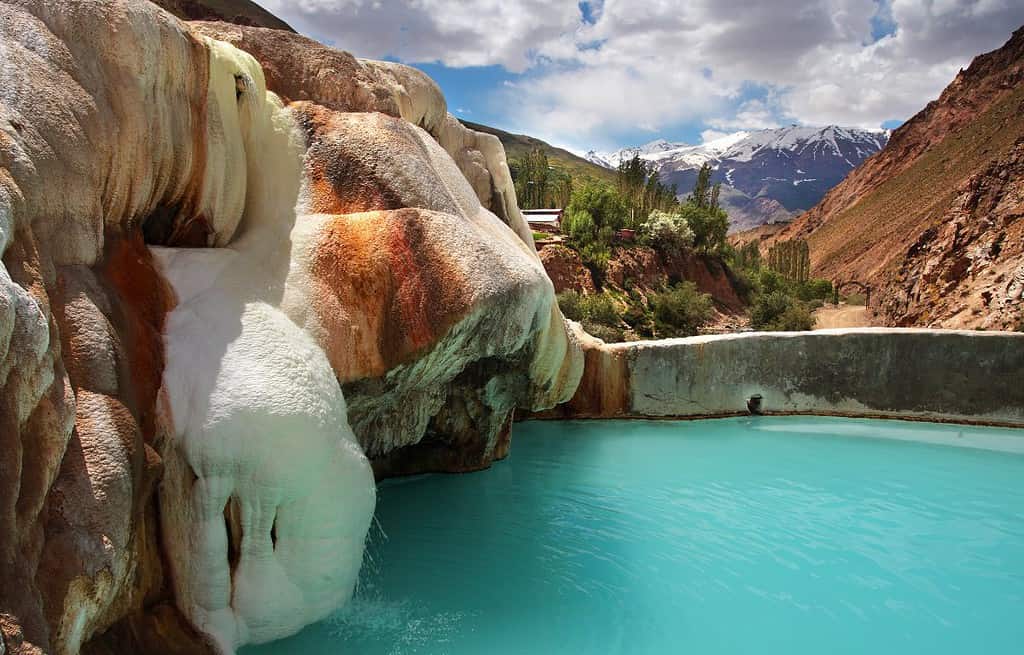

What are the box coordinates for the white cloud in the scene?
[260,0,581,72]
[700,129,731,143]
[263,0,1024,144]
[707,99,782,132]
[502,61,731,146]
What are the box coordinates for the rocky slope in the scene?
[0,2,581,654]
[588,126,889,231]
[766,26,1024,330]
[541,244,744,310]
[538,242,748,336]
[150,0,292,30]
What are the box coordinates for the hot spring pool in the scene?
[242,417,1024,654]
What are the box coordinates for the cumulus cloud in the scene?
[263,0,1024,144]
[707,99,783,132]
[500,62,732,144]
[259,0,581,72]
[700,129,731,143]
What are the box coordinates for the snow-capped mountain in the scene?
[587,125,890,231]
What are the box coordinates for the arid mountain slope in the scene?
[149,0,292,30]
[771,26,1024,329]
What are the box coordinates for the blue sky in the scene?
[263,0,1024,153]
[410,0,903,148]
[417,62,788,148]
[407,62,518,126]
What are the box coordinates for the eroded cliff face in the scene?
[0,1,582,653]
[880,139,1024,328]
[763,26,1024,329]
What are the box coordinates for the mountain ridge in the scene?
[585,125,889,231]
[759,25,1024,329]
[588,126,889,171]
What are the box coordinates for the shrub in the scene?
[585,323,627,342]
[845,292,866,306]
[579,293,620,326]
[621,302,652,336]
[639,209,694,253]
[579,241,611,279]
[556,291,622,329]
[750,291,814,331]
[556,290,584,322]
[757,269,788,295]
[750,291,790,329]
[796,278,834,301]
[726,266,757,304]
[562,209,597,248]
[773,304,815,331]
[649,282,714,337]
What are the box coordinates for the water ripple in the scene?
[243,417,1024,655]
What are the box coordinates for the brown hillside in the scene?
[728,221,791,249]
[771,26,1024,329]
[460,120,617,186]
[149,0,294,30]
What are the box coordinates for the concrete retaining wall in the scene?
[551,329,1024,426]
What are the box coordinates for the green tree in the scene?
[664,163,729,255]
[757,269,788,294]
[767,238,811,283]
[567,183,627,231]
[679,203,729,255]
[511,148,550,209]
[616,155,679,227]
[562,184,628,280]
[796,278,834,301]
[735,241,762,270]
[616,154,650,226]
[550,170,573,208]
[562,209,597,247]
[688,162,712,205]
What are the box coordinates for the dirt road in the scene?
[813,303,872,329]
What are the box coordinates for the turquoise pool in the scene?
[243,417,1024,654]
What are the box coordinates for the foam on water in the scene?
[242,417,1024,655]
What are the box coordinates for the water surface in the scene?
[243,417,1024,654]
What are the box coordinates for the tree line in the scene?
[510,149,730,279]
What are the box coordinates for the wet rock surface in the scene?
[0,1,581,652]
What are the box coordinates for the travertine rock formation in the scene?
[189,21,581,474]
[0,1,582,653]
